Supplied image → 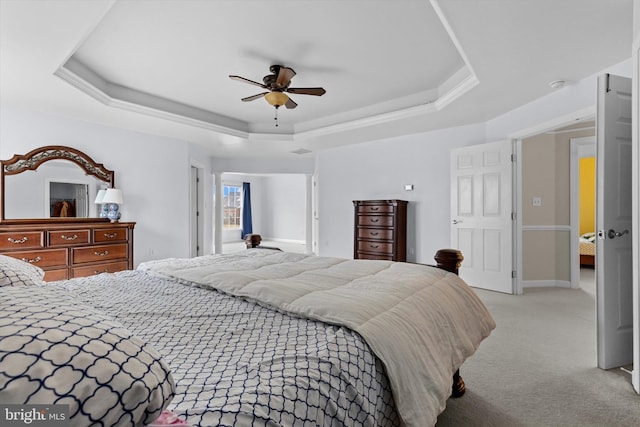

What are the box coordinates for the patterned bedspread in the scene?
[58,268,400,426]
[138,250,495,427]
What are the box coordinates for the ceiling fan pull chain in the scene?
[274,106,279,127]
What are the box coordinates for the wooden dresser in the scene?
[0,220,135,281]
[353,200,407,261]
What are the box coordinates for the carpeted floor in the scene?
[436,268,639,427]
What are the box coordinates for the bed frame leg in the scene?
[451,369,466,397]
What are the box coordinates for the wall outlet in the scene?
[532,197,542,207]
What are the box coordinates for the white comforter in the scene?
[140,250,495,427]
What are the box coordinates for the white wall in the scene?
[0,107,195,266]
[260,174,306,242]
[314,58,633,266]
[315,123,486,262]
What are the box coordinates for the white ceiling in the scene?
[0,0,633,158]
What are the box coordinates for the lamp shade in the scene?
[102,188,123,205]
[264,91,289,107]
[94,189,107,204]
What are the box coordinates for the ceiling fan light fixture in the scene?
[265,91,289,107]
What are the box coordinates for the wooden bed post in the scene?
[434,249,467,398]
[434,249,463,275]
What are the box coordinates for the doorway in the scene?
[570,135,596,292]
[215,172,311,254]
[517,121,595,292]
[47,180,90,218]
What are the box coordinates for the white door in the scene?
[596,74,633,369]
[451,140,514,294]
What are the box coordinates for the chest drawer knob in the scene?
[21,256,42,264]
[61,234,78,241]
[370,218,379,223]
[104,232,118,239]
[370,244,379,249]
[8,237,28,244]
[94,250,110,256]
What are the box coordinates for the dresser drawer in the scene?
[357,204,395,214]
[44,269,70,282]
[357,215,394,227]
[3,248,68,268]
[355,252,393,261]
[72,261,128,278]
[93,228,128,243]
[72,243,127,264]
[357,241,393,254]
[357,228,394,240]
[0,231,44,250]
[49,230,90,246]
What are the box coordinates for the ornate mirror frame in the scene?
[0,145,115,223]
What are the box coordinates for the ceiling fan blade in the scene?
[286,87,326,96]
[285,97,298,109]
[229,75,267,89]
[241,92,268,102]
[276,67,296,88]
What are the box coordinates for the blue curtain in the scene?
[241,182,253,238]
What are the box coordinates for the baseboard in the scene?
[522,280,572,289]
[262,237,306,245]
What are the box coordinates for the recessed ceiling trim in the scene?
[434,67,479,110]
[56,58,477,143]
[430,0,477,77]
[55,58,250,138]
[53,0,480,144]
[289,67,478,141]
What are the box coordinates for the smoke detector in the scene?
[548,80,566,89]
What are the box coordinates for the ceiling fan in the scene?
[229,65,326,126]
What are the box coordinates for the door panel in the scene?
[451,140,514,294]
[596,74,633,369]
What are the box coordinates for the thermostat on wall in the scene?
[404,184,414,191]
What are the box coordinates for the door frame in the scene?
[511,106,596,295]
[569,136,596,289]
[189,162,205,258]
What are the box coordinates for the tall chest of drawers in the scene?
[0,221,135,281]
[353,200,408,261]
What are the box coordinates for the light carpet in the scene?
[436,269,639,427]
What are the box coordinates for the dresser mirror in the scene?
[0,146,114,223]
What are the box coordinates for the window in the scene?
[223,184,241,229]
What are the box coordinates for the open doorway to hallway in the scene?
[214,172,310,254]
[519,120,595,291]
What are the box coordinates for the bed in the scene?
[579,232,596,267]
[0,247,495,427]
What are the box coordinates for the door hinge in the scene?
[512,270,517,278]
[511,212,516,220]
[605,73,611,93]
[510,153,516,162]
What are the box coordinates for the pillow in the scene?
[0,285,175,425]
[0,254,45,286]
